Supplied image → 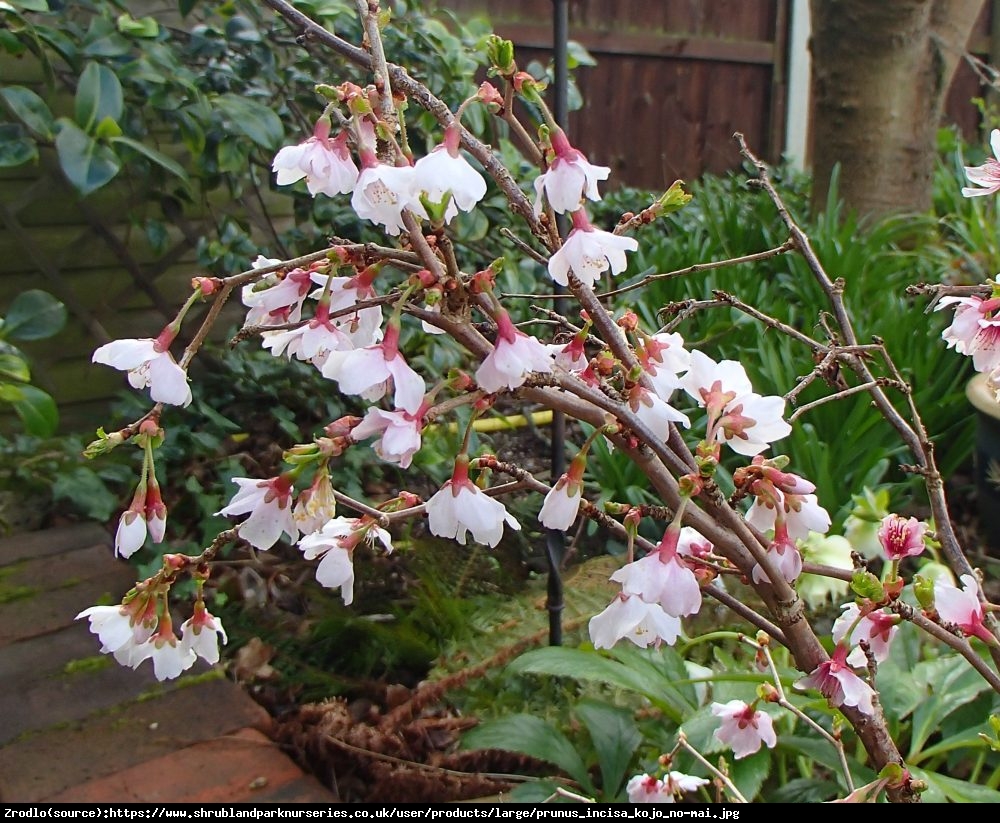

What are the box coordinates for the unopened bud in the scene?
[191,276,221,296]
[84,427,127,458]
[486,36,516,74]
[757,682,780,702]
[851,570,885,602]
[324,415,361,439]
[477,81,504,109]
[314,83,340,101]
[913,574,935,611]
[617,310,639,332]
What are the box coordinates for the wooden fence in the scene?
[448,0,995,190]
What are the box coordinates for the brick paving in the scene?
[0,524,337,803]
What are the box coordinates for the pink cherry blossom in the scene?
[795,644,875,716]
[612,527,702,617]
[292,472,338,535]
[412,123,487,223]
[351,163,423,236]
[351,406,423,469]
[115,507,147,559]
[589,593,682,649]
[711,700,778,759]
[297,516,393,605]
[217,475,298,551]
[76,603,156,659]
[877,513,926,561]
[626,772,708,804]
[638,332,691,399]
[936,294,1000,374]
[92,336,191,407]
[935,574,996,644]
[627,385,690,439]
[180,604,228,665]
[533,128,609,215]
[547,210,638,289]
[242,266,315,328]
[325,324,425,414]
[832,603,898,667]
[132,623,197,681]
[747,489,831,542]
[425,458,521,547]
[679,350,790,455]
[475,310,554,393]
[751,527,803,585]
[547,336,588,373]
[962,128,1000,197]
[261,309,355,369]
[538,459,585,531]
[272,123,359,197]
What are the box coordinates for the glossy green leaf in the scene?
[462,714,593,792]
[214,93,284,149]
[3,289,66,341]
[52,466,119,520]
[6,0,49,11]
[575,700,641,799]
[0,124,37,167]
[0,383,58,437]
[110,135,188,180]
[0,352,30,382]
[116,13,158,38]
[55,118,121,195]
[75,61,124,131]
[0,85,55,139]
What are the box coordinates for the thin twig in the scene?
[675,733,748,803]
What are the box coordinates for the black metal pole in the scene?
[545,0,569,647]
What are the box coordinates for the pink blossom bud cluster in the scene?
[76,596,226,682]
[939,128,1000,397]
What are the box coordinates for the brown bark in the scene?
[809,0,983,218]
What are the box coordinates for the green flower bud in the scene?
[913,574,935,611]
[851,569,885,601]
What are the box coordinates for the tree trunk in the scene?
[809,0,983,218]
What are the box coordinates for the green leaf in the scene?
[507,647,691,722]
[0,85,55,139]
[0,352,30,382]
[3,289,66,341]
[116,13,158,38]
[912,767,1000,803]
[0,124,37,167]
[462,715,593,792]
[110,135,188,180]
[51,466,119,520]
[55,118,121,195]
[75,61,124,132]
[214,93,284,149]
[1,383,58,437]
[575,700,641,799]
[93,115,122,139]
[907,657,993,759]
[6,0,49,11]
[730,749,771,801]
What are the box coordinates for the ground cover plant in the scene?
[8,0,1000,805]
